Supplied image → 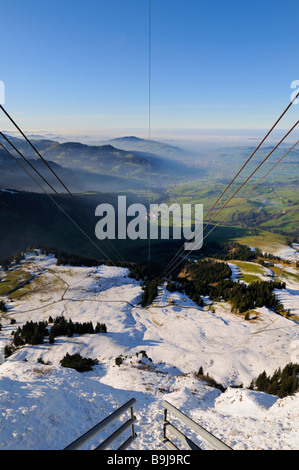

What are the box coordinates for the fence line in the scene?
[161,400,232,451]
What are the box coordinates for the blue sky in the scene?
[0,0,298,139]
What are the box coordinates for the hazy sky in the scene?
[0,0,298,140]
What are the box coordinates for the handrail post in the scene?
[130,402,136,440]
[162,408,167,439]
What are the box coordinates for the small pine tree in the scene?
[49,330,55,345]
[31,326,44,345]
[95,322,107,333]
[115,356,123,366]
[255,371,270,392]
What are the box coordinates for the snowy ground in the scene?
[265,243,299,262]
[228,258,299,318]
[0,251,298,450]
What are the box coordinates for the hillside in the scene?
[189,143,299,182]
[0,189,185,265]
[102,136,196,162]
[0,148,148,194]
[167,177,299,246]
[0,134,203,188]
[0,250,298,450]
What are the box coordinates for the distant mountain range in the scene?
[0,133,296,196]
[100,136,196,161]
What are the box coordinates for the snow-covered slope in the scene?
[0,252,298,450]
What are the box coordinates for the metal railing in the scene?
[64,398,137,450]
[161,400,232,451]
